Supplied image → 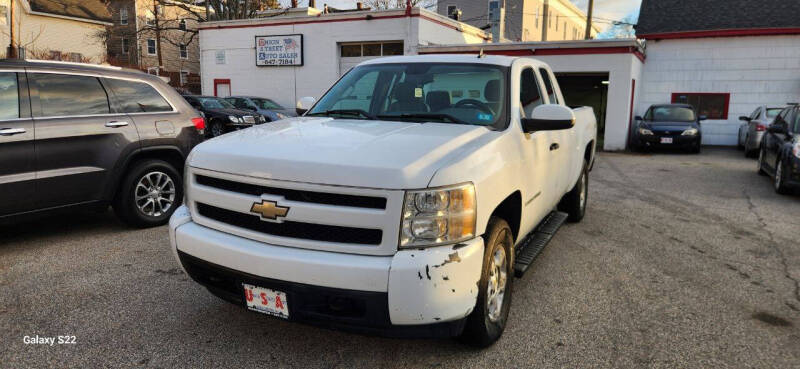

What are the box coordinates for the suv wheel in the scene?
[460,217,514,347]
[774,158,791,194]
[209,120,225,138]
[114,159,183,228]
[558,159,589,222]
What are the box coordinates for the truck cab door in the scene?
[0,71,36,216]
[517,66,557,233]
[537,67,577,196]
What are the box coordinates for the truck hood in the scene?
[189,117,493,189]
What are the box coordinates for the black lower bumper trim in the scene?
[178,251,467,338]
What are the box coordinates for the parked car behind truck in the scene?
[169,55,597,346]
[224,96,296,122]
[634,104,704,153]
[183,95,267,138]
[0,60,204,227]
[738,105,784,157]
[758,104,800,194]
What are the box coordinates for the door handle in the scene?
[550,143,560,151]
[0,127,26,136]
[105,121,129,128]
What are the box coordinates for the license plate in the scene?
[660,137,673,144]
[243,283,289,319]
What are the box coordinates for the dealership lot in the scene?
[1,148,798,368]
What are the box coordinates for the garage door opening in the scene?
[556,73,609,149]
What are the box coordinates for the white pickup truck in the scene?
[169,55,596,346]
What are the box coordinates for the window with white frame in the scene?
[179,43,188,59]
[180,70,189,86]
[121,38,129,54]
[147,39,157,55]
[120,7,128,25]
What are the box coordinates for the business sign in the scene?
[255,34,303,67]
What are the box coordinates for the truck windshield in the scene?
[308,63,508,128]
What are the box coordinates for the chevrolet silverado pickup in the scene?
[169,55,597,346]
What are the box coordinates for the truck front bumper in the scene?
[169,206,484,337]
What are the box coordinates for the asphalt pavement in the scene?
[1,147,798,368]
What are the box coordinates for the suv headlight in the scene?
[228,115,241,123]
[682,128,698,136]
[639,128,654,135]
[400,183,476,248]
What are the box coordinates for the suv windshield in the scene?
[252,98,283,110]
[199,97,235,110]
[647,106,696,122]
[308,63,508,128]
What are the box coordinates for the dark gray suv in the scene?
[0,60,204,227]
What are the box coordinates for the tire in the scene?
[774,158,791,195]
[208,120,225,138]
[460,217,514,347]
[757,148,768,176]
[744,142,757,158]
[113,159,183,228]
[558,159,589,223]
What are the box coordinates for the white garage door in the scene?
[338,41,404,76]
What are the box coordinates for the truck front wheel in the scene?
[460,217,514,347]
[559,159,589,223]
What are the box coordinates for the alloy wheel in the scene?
[134,171,176,217]
[486,241,508,323]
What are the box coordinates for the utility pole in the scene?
[584,0,594,40]
[541,0,549,41]
[7,0,15,58]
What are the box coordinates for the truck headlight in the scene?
[400,183,476,248]
[682,128,698,136]
[228,115,241,123]
[639,128,654,135]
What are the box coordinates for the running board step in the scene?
[514,211,569,277]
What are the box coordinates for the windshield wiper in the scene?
[307,109,375,119]
[376,113,473,125]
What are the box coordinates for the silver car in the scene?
[738,105,784,157]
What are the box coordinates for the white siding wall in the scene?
[637,36,800,146]
[200,14,486,109]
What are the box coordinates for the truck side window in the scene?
[538,68,559,105]
[519,68,543,118]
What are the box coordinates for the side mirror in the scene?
[634,115,643,121]
[296,96,316,116]
[739,116,751,121]
[522,104,575,133]
[698,115,708,121]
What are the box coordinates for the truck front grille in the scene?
[196,203,383,245]
[196,175,387,209]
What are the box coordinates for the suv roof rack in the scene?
[24,59,122,71]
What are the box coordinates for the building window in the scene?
[147,67,159,76]
[49,50,62,60]
[120,7,128,25]
[121,38,129,54]
[180,70,189,86]
[340,42,404,58]
[0,6,8,25]
[179,19,187,31]
[671,93,731,120]
[179,44,188,59]
[147,39,157,55]
[146,16,155,26]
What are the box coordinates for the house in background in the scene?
[438,0,598,42]
[106,0,203,93]
[0,0,112,62]
[635,0,800,146]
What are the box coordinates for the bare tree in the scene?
[362,0,435,10]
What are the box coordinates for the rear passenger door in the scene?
[0,71,36,216]
[102,77,176,149]
[29,72,139,208]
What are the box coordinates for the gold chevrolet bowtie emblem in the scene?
[250,200,290,220]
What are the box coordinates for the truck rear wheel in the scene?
[558,159,589,223]
[460,217,514,347]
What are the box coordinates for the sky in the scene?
[279,0,643,27]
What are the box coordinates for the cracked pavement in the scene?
[1,147,798,368]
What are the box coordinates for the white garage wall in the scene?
[199,9,488,109]
[637,35,800,146]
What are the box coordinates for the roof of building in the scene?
[636,0,800,39]
[28,0,113,24]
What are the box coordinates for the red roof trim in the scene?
[420,46,646,63]
[198,13,490,40]
[640,27,800,40]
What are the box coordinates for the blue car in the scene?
[224,96,297,122]
[634,104,705,153]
